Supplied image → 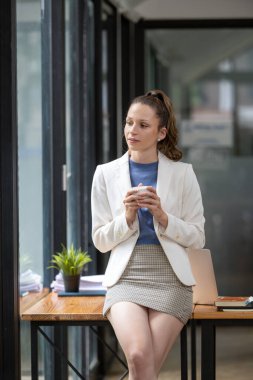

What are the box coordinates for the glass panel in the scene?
[17,0,44,378]
[65,0,97,377]
[65,0,95,255]
[65,0,81,249]
[145,28,253,295]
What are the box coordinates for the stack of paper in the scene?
[51,273,106,292]
[20,269,43,293]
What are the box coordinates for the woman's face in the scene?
[124,102,166,155]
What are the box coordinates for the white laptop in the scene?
[186,248,218,305]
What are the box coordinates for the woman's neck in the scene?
[129,150,158,164]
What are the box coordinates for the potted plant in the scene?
[48,244,92,292]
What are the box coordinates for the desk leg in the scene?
[201,321,216,380]
[180,325,188,380]
[31,322,38,380]
[191,320,196,380]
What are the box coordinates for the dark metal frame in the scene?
[42,0,66,288]
[0,1,20,379]
[121,16,131,118]
[103,2,118,161]
[192,318,253,380]
[121,15,136,119]
[27,312,253,380]
[83,0,98,260]
[39,324,128,380]
[41,1,67,379]
[67,0,102,376]
[134,20,145,96]
[199,318,253,380]
[29,319,189,380]
[140,18,253,29]
[30,320,128,380]
[93,0,104,164]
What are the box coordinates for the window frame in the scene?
[0,1,20,379]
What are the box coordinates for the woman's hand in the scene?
[136,186,168,228]
[124,183,143,227]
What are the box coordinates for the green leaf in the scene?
[47,244,92,275]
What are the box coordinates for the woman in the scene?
[91,89,205,380]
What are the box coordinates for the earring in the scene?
[157,139,160,142]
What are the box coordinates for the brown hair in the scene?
[128,89,182,161]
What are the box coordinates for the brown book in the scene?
[215,296,253,308]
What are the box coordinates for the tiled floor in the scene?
[104,326,253,380]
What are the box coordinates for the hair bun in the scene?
[146,90,164,103]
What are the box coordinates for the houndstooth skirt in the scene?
[103,244,193,324]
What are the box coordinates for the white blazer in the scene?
[91,151,205,287]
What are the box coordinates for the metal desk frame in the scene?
[196,318,253,380]
[30,320,190,380]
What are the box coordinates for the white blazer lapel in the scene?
[156,151,173,208]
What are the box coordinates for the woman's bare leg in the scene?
[148,309,184,374]
[107,302,157,380]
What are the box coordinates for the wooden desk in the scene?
[21,293,110,380]
[21,292,189,380]
[193,304,253,320]
[20,288,49,315]
[21,292,107,322]
[22,295,253,380]
[193,305,253,380]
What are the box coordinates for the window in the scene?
[17,1,44,377]
[145,26,253,295]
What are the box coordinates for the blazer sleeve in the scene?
[158,164,205,249]
[91,165,138,253]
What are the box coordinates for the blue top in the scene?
[129,159,160,245]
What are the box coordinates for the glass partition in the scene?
[17,0,43,378]
[65,0,97,377]
[146,28,253,295]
